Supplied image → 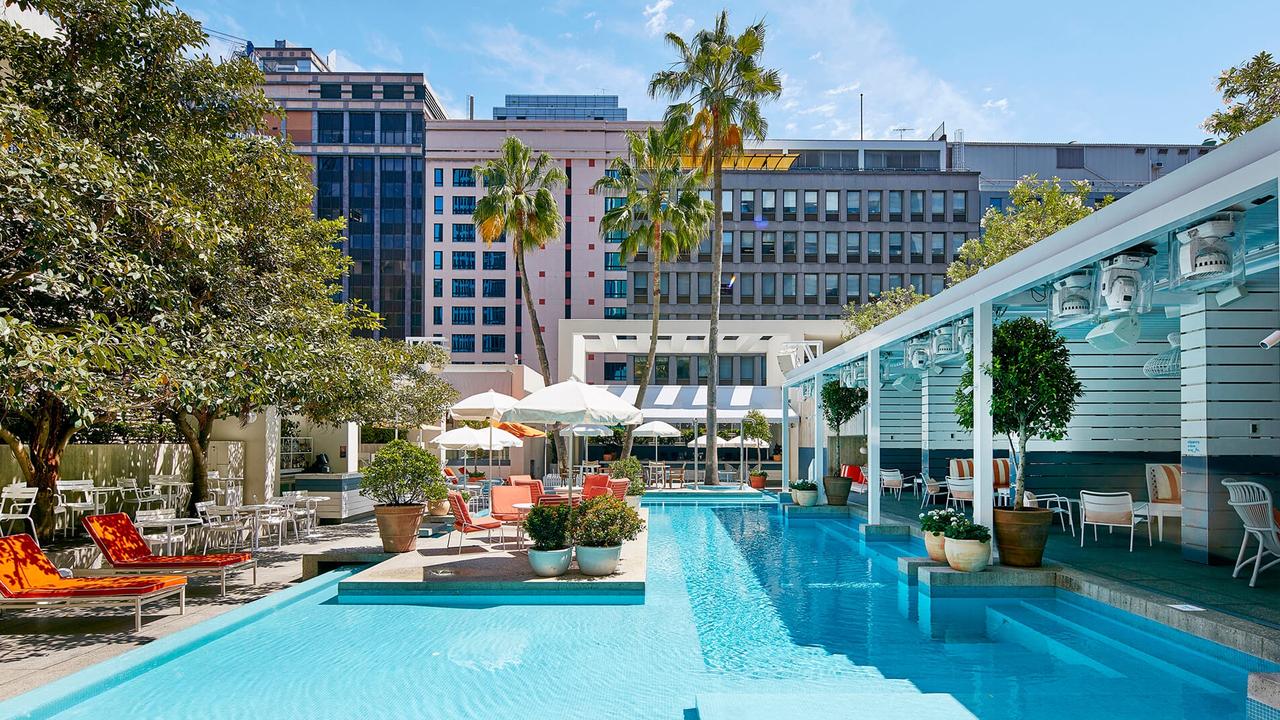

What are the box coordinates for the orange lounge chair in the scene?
[82,513,256,595]
[446,490,503,553]
[490,485,533,547]
[0,534,185,632]
[583,474,611,500]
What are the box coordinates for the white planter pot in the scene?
[944,538,991,573]
[624,495,641,509]
[576,544,622,576]
[528,548,572,577]
[792,489,819,507]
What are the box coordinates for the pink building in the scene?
[425,119,652,380]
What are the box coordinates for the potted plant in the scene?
[943,517,992,572]
[820,380,868,506]
[571,495,645,576]
[789,479,819,507]
[748,465,768,490]
[609,456,646,508]
[424,480,450,517]
[523,504,573,577]
[359,439,443,552]
[919,508,963,563]
[955,317,1083,567]
[467,470,486,482]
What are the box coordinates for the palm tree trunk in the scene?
[622,239,663,459]
[705,153,723,485]
[515,234,569,474]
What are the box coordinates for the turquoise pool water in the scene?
[4,504,1274,720]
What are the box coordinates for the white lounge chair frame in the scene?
[1079,491,1150,551]
[0,582,185,632]
[945,476,974,511]
[1222,479,1280,588]
[1025,491,1075,536]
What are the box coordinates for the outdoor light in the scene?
[931,324,956,357]
[906,335,932,371]
[1096,246,1155,316]
[1086,315,1142,351]
[1172,213,1241,286]
[954,317,974,353]
[1047,269,1094,328]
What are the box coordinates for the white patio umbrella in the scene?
[687,433,736,482]
[632,421,680,461]
[450,390,519,480]
[559,423,613,471]
[431,426,484,475]
[501,379,642,500]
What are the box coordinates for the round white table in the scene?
[135,517,201,556]
[235,504,281,551]
[149,479,193,510]
[512,502,534,548]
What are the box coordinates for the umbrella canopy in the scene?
[431,426,522,451]
[558,424,614,437]
[734,436,771,449]
[632,421,681,438]
[495,421,545,438]
[450,390,518,421]
[687,433,735,448]
[501,379,643,427]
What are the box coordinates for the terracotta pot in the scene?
[944,538,990,572]
[427,499,450,517]
[924,531,947,563]
[528,548,572,577]
[773,454,782,461]
[374,504,425,553]
[749,474,767,490]
[576,545,622,576]
[823,475,852,506]
[993,507,1054,567]
[792,489,819,507]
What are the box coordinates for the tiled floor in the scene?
[870,491,1280,629]
[0,521,383,701]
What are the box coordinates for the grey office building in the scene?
[492,94,627,121]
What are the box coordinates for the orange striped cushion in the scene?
[1150,464,1181,504]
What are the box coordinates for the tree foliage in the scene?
[649,10,781,484]
[841,287,928,340]
[953,317,1083,509]
[946,175,1102,286]
[359,439,444,506]
[820,380,867,473]
[1203,51,1280,143]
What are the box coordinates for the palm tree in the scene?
[474,136,570,472]
[649,11,782,483]
[595,118,714,458]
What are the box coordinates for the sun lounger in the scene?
[82,513,256,595]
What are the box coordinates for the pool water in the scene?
[6,504,1274,720]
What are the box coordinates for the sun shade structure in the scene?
[450,391,521,479]
[431,426,522,476]
[681,150,796,171]
[633,421,681,438]
[604,385,795,422]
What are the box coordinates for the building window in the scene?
[697,272,711,299]
[825,190,839,220]
[319,83,342,99]
[452,279,475,297]
[317,112,344,143]
[909,232,924,263]
[761,232,776,260]
[604,280,627,298]
[888,232,903,262]
[761,190,776,218]
[604,362,627,381]
[888,274,903,290]
[824,274,839,303]
[803,232,818,262]
[931,233,946,263]
[909,190,925,221]
[482,334,506,353]
[349,112,374,143]
[782,273,796,300]
[739,272,755,302]
[802,273,818,301]
[482,251,506,270]
[382,84,405,100]
[350,84,372,99]
[451,334,475,353]
[452,196,476,215]
[482,306,506,325]
[867,274,882,297]
[452,251,475,270]
[740,190,755,218]
[433,223,443,242]
[452,306,475,325]
[1056,147,1084,169]
[432,250,443,270]
[604,307,627,319]
[761,273,776,304]
[482,279,506,297]
[824,232,840,261]
[845,273,861,304]
[782,190,797,220]
[867,232,882,263]
[432,278,443,297]
[867,191,882,221]
[740,231,755,260]
[452,168,476,187]
[722,230,734,259]
[432,306,442,325]
[803,190,818,219]
[721,190,734,218]
[676,273,691,303]
[433,196,444,215]
[846,190,861,220]
[380,112,407,144]
[930,274,945,295]
[433,168,444,187]
[888,191,903,221]
[910,273,926,294]
[452,223,476,242]
[605,252,625,271]
[931,191,945,221]
[845,232,861,262]
[952,192,967,222]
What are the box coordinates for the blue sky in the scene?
[181,0,1280,143]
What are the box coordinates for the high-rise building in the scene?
[492,94,627,121]
[254,40,447,339]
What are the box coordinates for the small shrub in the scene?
[918,508,963,534]
[943,517,992,542]
[359,440,443,506]
[610,456,644,483]
[790,479,817,492]
[523,504,572,551]
[572,495,645,547]
[749,465,768,479]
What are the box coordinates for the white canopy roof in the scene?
[604,385,794,423]
[502,379,643,426]
[687,433,735,448]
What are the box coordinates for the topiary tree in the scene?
[742,408,772,468]
[954,317,1083,510]
[359,439,444,506]
[820,380,868,475]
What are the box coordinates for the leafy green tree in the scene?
[820,381,867,475]
[301,340,457,432]
[953,317,1083,510]
[741,408,772,467]
[1203,51,1280,143]
[472,136,570,470]
[946,175,1102,286]
[649,10,782,484]
[595,118,713,457]
[841,287,928,340]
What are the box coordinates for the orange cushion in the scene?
[111,553,252,569]
[82,513,154,564]
[0,534,64,595]
[11,575,186,599]
[584,474,610,489]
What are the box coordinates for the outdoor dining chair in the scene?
[880,469,913,500]
[135,508,189,555]
[945,476,974,512]
[1079,491,1150,551]
[1222,479,1280,587]
[119,477,165,515]
[55,479,97,538]
[1024,491,1075,536]
[0,485,39,547]
[919,475,948,508]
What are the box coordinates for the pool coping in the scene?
[0,568,354,720]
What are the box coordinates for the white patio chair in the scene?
[1025,491,1075,537]
[880,469,909,500]
[945,476,974,511]
[0,485,40,547]
[119,477,164,515]
[281,491,314,540]
[194,501,249,552]
[135,508,188,555]
[1079,491,1150,551]
[252,504,289,548]
[919,475,948,508]
[1144,463,1183,542]
[56,479,97,537]
[1222,479,1280,588]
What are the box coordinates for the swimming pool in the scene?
[4,504,1274,719]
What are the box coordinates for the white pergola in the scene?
[783,118,1280,549]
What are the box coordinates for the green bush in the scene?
[609,456,646,496]
[943,517,992,542]
[918,508,963,534]
[749,465,768,479]
[790,479,817,492]
[572,495,645,547]
[523,504,572,551]
[359,439,443,506]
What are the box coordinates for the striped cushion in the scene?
[1148,464,1182,504]
[948,459,975,479]
[948,458,1010,487]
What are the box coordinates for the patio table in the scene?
[149,478,193,512]
[512,502,534,548]
[235,504,281,551]
[135,516,201,556]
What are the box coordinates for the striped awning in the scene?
[681,151,797,172]
[602,385,795,423]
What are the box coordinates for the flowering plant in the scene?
[943,517,992,543]
[918,508,963,534]
[790,479,818,492]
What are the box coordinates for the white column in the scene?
[868,352,882,524]
[781,385,791,492]
[813,376,827,503]
[345,422,360,474]
[973,302,995,530]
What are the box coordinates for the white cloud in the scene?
[825,82,860,96]
[797,102,837,116]
[366,33,403,65]
[328,50,368,72]
[643,0,674,36]
[982,98,1011,114]
[808,51,822,62]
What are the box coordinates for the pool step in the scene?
[694,692,976,720]
[985,603,1236,693]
